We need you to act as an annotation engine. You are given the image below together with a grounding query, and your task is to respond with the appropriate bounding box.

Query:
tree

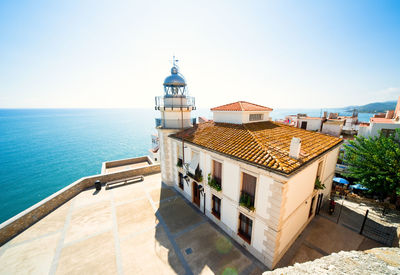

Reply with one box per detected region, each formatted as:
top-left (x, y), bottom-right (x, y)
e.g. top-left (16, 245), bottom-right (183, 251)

top-left (343, 129), bottom-right (400, 203)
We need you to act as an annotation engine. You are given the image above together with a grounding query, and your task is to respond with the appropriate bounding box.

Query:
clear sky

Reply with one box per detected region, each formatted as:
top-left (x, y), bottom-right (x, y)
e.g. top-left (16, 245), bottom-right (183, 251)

top-left (0, 0), bottom-right (399, 109)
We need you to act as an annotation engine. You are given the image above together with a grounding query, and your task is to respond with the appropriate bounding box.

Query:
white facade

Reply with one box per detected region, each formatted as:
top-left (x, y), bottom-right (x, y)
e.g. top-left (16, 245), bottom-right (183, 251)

top-left (165, 138), bottom-right (339, 269)
top-left (296, 118), bottom-right (322, 131)
top-left (213, 110), bottom-right (271, 124)
top-left (358, 121), bottom-right (400, 138)
top-left (321, 121), bottom-right (344, 137)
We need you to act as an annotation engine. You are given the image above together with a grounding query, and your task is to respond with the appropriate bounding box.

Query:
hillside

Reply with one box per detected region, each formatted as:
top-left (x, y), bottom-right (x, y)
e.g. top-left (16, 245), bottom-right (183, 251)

top-left (345, 101), bottom-right (397, 113)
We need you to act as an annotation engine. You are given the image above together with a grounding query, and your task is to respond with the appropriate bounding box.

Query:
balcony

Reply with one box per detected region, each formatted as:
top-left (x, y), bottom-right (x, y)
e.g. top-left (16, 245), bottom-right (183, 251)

top-left (155, 96), bottom-right (196, 110)
top-left (187, 167), bottom-right (203, 183)
top-left (155, 118), bottom-right (196, 129)
top-left (239, 191), bottom-right (255, 211)
top-left (207, 173), bottom-right (222, 191)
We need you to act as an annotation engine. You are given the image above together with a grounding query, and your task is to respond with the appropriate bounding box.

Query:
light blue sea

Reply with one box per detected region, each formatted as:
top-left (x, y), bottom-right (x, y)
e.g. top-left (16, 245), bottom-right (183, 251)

top-left (0, 108), bottom-right (373, 223)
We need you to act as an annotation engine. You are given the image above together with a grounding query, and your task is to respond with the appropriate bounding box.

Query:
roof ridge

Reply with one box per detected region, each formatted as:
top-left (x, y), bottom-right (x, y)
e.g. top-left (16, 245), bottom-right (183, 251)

top-left (238, 101), bottom-right (244, 111)
top-left (242, 123), bottom-right (285, 170)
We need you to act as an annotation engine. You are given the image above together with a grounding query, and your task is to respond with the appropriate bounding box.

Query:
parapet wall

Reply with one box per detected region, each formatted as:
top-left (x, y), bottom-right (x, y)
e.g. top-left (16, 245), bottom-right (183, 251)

top-left (101, 155), bottom-right (153, 174)
top-left (0, 161), bottom-right (160, 246)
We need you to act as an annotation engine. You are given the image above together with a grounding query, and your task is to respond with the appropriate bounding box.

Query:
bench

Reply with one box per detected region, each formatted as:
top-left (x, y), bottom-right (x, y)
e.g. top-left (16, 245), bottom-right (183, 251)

top-left (105, 175), bottom-right (144, 190)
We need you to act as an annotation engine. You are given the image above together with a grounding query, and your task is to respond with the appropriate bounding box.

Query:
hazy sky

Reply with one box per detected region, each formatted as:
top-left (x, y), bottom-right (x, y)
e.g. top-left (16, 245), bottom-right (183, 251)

top-left (0, 0), bottom-right (399, 109)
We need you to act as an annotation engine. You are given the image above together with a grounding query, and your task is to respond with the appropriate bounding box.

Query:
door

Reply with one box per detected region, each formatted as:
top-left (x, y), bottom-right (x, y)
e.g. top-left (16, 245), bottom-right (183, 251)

top-left (178, 172), bottom-right (184, 190)
top-left (301, 121), bottom-right (307, 129)
top-left (192, 182), bottom-right (200, 207)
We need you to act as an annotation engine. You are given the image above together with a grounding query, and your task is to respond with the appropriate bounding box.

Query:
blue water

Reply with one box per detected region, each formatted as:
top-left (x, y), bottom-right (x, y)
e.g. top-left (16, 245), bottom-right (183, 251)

top-left (0, 108), bottom-right (373, 223)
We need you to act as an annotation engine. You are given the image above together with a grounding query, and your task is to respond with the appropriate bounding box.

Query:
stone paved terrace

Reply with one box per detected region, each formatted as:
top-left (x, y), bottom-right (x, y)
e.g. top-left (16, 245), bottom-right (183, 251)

top-left (0, 173), bottom-right (266, 275)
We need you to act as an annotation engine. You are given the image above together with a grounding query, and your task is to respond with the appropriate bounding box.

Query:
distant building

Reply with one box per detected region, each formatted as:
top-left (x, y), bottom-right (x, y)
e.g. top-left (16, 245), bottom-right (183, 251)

top-left (155, 63), bottom-right (342, 269)
top-left (321, 119), bottom-right (344, 137)
top-left (358, 96), bottom-right (400, 138)
top-left (285, 114), bottom-right (323, 131)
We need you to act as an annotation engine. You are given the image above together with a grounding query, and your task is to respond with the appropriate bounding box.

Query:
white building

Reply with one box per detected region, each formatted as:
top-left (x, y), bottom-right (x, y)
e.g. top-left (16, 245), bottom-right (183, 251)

top-left (155, 65), bottom-right (343, 269)
top-left (284, 114), bottom-right (322, 131)
top-left (358, 96), bottom-right (400, 138)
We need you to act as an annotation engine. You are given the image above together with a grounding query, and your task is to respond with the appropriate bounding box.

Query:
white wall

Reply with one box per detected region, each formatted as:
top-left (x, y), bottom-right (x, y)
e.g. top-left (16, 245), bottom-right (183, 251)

top-left (255, 175), bottom-right (273, 221)
top-left (213, 112), bottom-right (244, 124)
top-left (283, 161), bottom-right (318, 220)
top-left (222, 160), bottom-right (240, 201)
top-left (368, 122), bottom-right (400, 137)
top-left (277, 194), bottom-right (313, 255)
top-left (321, 147), bottom-right (340, 199)
top-left (297, 119), bottom-right (322, 131)
top-left (213, 111), bottom-right (271, 124)
top-left (321, 123), bottom-right (342, 137)
top-left (221, 197), bottom-right (238, 233)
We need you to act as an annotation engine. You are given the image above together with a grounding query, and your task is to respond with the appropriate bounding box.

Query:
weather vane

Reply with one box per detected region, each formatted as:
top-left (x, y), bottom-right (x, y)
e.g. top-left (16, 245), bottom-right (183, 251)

top-left (172, 55), bottom-right (179, 67)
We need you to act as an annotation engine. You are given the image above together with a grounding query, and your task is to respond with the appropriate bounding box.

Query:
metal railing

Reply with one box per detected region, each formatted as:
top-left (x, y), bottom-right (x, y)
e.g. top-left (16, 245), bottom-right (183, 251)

top-left (155, 118), bottom-right (196, 129)
top-left (155, 96), bottom-right (196, 109)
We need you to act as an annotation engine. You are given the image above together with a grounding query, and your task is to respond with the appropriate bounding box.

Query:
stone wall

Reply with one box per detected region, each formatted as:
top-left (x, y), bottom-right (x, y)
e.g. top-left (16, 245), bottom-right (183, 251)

top-left (263, 247), bottom-right (400, 274)
top-left (0, 163), bottom-right (160, 246)
top-left (101, 156), bottom-right (153, 173)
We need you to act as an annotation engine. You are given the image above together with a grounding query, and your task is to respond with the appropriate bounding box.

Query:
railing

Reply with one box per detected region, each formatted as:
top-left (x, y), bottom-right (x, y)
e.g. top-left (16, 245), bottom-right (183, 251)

top-left (187, 167), bottom-right (203, 182)
top-left (239, 191), bottom-right (255, 211)
top-left (207, 174), bottom-right (222, 191)
top-left (155, 118), bottom-right (196, 129)
top-left (155, 96), bottom-right (196, 109)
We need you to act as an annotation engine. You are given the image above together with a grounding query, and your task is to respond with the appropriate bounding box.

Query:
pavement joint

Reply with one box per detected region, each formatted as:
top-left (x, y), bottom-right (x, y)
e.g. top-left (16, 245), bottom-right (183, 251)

top-left (146, 184), bottom-right (194, 275)
top-left (48, 198), bottom-right (76, 275)
top-left (172, 219), bottom-right (207, 239)
top-left (61, 227), bottom-right (112, 248)
top-left (303, 240), bottom-right (329, 256)
top-left (111, 189), bottom-right (124, 275)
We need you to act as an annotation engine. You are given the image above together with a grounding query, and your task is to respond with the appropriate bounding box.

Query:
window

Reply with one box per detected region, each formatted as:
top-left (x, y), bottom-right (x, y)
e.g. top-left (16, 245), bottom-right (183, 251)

top-left (212, 195), bottom-right (221, 219)
top-left (238, 213), bottom-right (252, 243)
top-left (178, 172), bottom-right (184, 190)
top-left (381, 129), bottom-right (395, 137)
top-left (189, 152), bottom-right (200, 175)
top-left (309, 195), bottom-right (316, 218)
top-left (212, 160), bottom-right (222, 186)
top-left (240, 173), bottom-right (256, 210)
top-left (249, 114), bottom-right (263, 121)
top-left (316, 161), bottom-right (323, 180)
top-left (300, 121), bottom-right (307, 129)
top-left (177, 145), bottom-right (183, 167)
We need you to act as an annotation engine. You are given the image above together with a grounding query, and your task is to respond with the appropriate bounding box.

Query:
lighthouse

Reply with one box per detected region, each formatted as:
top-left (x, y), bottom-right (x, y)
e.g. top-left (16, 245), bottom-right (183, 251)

top-left (155, 58), bottom-right (196, 185)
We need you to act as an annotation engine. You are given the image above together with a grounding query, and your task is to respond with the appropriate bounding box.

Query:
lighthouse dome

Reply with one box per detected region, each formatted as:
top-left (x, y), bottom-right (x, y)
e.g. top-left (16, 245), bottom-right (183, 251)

top-left (163, 66), bottom-right (186, 87)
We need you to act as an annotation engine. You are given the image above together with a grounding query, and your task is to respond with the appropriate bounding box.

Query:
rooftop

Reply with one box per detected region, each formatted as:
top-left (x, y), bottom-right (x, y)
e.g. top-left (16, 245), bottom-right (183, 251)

top-left (0, 173), bottom-right (265, 274)
top-left (172, 121), bottom-right (342, 175)
top-left (370, 117), bottom-right (395, 124)
top-left (211, 101), bottom-right (273, 112)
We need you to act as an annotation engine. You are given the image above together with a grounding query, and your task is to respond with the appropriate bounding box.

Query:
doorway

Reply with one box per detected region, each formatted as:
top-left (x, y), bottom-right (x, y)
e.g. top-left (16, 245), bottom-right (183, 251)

top-left (301, 121), bottom-right (307, 129)
top-left (192, 182), bottom-right (201, 207)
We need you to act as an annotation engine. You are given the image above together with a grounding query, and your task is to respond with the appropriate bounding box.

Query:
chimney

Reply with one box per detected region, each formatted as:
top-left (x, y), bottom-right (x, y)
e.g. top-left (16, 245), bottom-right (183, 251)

top-left (290, 137), bottom-right (301, 159)
top-left (385, 110), bottom-right (394, 119)
top-left (323, 111), bottom-right (327, 118)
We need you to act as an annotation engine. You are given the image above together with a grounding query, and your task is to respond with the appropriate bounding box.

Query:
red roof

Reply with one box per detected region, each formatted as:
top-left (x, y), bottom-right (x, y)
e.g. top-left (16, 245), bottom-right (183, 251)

top-left (370, 117), bottom-right (394, 124)
top-left (211, 101), bottom-right (273, 112)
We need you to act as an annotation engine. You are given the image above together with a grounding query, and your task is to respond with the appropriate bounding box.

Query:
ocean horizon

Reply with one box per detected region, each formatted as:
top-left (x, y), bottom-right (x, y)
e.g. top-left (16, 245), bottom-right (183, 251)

top-left (0, 107), bottom-right (374, 223)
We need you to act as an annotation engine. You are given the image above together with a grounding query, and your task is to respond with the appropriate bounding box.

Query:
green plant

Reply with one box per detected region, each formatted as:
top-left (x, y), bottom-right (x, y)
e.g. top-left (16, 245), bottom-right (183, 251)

top-left (239, 192), bottom-right (254, 211)
top-left (314, 178), bottom-right (325, 190)
top-left (207, 173), bottom-right (222, 191)
top-left (343, 129), bottom-right (400, 203)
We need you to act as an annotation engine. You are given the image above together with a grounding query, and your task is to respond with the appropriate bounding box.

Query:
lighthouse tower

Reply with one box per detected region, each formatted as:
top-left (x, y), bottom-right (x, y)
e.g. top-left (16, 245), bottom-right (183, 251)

top-left (155, 59), bottom-right (196, 185)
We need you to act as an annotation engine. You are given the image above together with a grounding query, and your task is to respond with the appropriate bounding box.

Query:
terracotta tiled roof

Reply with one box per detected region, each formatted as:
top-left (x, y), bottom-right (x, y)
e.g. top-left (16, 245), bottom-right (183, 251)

top-left (171, 121), bottom-right (342, 175)
top-left (370, 117), bottom-right (394, 124)
top-left (211, 101), bottom-right (273, 112)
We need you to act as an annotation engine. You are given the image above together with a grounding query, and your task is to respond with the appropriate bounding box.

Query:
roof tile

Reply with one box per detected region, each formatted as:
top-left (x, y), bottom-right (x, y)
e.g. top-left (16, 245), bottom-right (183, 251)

top-left (172, 121), bottom-right (342, 175)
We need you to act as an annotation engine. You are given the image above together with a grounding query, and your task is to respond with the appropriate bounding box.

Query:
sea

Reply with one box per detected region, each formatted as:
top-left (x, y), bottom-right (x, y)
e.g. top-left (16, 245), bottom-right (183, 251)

top-left (0, 108), bottom-right (374, 223)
